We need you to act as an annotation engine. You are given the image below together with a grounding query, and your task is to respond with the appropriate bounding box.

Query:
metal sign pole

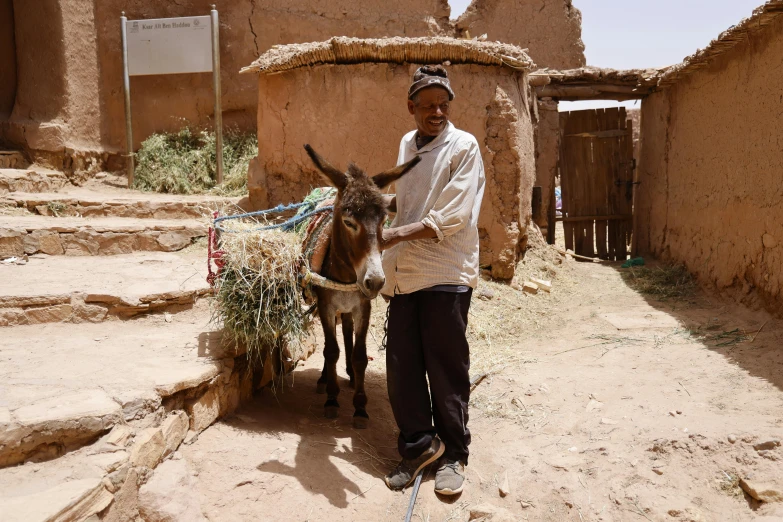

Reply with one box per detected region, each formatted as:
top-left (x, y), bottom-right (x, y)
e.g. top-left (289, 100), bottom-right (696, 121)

top-left (210, 5), bottom-right (223, 185)
top-left (120, 12), bottom-right (134, 186)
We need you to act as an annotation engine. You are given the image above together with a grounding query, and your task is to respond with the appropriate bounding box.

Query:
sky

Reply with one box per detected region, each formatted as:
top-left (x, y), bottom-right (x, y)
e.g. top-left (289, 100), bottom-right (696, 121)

top-left (448, 0), bottom-right (763, 110)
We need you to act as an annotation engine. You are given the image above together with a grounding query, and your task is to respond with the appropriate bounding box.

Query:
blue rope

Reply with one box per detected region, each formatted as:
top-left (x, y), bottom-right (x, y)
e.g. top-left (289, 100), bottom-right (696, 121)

top-left (213, 197), bottom-right (334, 233)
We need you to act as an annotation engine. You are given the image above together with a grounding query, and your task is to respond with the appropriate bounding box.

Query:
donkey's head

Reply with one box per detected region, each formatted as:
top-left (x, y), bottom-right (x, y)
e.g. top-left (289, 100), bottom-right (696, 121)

top-left (304, 144), bottom-right (420, 299)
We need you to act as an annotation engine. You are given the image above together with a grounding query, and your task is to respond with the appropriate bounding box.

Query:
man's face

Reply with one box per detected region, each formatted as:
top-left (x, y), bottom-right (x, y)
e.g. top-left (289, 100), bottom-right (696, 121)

top-left (407, 86), bottom-right (451, 137)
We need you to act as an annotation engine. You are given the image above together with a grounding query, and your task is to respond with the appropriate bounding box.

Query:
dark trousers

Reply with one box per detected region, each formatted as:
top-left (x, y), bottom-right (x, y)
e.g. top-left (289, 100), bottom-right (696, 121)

top-left (386, 289), bottom-right (472, 464)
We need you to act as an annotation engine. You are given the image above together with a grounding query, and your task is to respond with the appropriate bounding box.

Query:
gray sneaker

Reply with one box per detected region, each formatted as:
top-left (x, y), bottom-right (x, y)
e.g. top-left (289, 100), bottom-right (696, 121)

top-left (434, 459), bottom-right (465, 495)
top-left (384, 439), bottom-right (445, 491)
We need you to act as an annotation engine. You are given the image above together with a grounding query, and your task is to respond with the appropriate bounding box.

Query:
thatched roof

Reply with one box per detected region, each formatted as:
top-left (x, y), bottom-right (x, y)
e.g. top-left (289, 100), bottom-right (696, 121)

top-left (240, 36), bottom-right (534, 75)
top-left (529, 67), bottom-right (663, 101)
top-left (658, 0), bottom-right (783, 87)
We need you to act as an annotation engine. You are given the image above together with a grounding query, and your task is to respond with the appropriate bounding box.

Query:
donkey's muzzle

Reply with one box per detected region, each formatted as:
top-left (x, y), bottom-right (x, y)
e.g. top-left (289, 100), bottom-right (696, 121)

top-left (364, 275), bottom-right (386, 293)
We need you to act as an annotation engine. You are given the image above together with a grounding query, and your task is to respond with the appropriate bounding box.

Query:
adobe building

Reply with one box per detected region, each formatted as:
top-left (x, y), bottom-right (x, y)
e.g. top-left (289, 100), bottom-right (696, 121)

top-left (635, 1), bottom-right (783, 313)
top-left (0, 0), bottom-right (585, 173)
top-left (243, 37), bottom-right (537, 280)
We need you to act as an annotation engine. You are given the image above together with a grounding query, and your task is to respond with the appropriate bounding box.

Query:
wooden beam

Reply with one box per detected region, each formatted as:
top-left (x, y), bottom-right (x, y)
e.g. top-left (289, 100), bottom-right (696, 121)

top-left (535, 83), bottom-right (652, 101)
top-left (557, 214), bottom-right (633, 222)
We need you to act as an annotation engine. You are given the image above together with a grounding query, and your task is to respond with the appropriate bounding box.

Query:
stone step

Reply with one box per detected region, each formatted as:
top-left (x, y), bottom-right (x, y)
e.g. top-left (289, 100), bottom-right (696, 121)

top-left (0, 151), bottom-right (29, 170)
top-left (0, 251), bottom-right (211, 326)
top-left (0, 167), bottom-right (68, 194)
top-left (0, 215), bottom-right (207, 257)
top-left (0, 188), bottom-right (241, 219)
top-left (0, 305), bottom-right (248, 469)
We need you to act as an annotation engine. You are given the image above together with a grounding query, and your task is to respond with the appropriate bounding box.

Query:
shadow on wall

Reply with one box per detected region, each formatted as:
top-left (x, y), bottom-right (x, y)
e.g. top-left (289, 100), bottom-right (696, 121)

top-left (6, 0), bottom-right (68, 140)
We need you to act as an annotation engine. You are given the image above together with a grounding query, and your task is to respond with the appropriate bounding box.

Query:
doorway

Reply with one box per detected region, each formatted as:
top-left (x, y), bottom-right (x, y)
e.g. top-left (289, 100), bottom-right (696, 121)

top-left (554, 107), bottom-right (636, 260)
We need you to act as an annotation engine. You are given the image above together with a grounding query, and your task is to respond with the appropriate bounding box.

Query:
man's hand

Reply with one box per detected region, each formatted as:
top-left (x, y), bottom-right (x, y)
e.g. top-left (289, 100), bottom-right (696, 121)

top-left (381, 222), bottom-right (438, 250)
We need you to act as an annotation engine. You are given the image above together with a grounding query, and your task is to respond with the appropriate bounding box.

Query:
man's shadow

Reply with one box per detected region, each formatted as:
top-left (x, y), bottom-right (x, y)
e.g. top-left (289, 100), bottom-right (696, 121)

top-left (226, 364), bottom-right (403, 509)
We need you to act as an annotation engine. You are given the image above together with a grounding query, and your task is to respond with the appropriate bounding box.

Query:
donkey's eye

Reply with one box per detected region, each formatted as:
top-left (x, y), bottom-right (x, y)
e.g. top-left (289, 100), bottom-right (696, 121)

top-left (342, 218), bottom-right (358, 231)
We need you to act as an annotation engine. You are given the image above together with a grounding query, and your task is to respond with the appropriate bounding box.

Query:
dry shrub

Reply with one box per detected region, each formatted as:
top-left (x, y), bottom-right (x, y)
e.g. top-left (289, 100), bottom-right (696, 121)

top-left (133, 127), bottom-right (256, 196)
top-left (212, 222), bottom-right (310, 367)
top-left (623, 264), bottom-right (698, 300)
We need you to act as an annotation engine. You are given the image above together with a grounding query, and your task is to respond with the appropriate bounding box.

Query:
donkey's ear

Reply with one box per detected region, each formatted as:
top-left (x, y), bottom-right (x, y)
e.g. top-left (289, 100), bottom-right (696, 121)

top-left (304, 144), bottom-right (347, 190)
top-left (373, 156), bottom-right (421, 189)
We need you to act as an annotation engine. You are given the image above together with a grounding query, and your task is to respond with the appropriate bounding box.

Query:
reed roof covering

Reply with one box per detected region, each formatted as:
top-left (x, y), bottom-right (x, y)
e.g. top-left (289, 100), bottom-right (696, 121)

top-left (241, 36), bottom-right (534, 75)
top-left (658, 0), bottom-right (783, 87)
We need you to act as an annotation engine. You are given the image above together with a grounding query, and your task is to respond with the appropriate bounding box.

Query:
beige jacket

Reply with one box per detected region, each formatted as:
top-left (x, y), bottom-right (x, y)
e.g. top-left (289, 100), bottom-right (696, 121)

top-left (381, 122), bottom-right (486, 295)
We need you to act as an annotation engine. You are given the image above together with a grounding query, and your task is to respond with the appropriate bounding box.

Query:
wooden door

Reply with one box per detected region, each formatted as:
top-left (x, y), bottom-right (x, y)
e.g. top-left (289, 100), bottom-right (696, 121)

top-left (558, 108), bottom-right (635, 261)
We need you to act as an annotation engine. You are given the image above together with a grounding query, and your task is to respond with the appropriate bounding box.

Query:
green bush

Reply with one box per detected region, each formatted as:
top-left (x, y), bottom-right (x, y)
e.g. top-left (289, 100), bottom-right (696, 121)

top-left (132, 127), bottom-right (257, 196)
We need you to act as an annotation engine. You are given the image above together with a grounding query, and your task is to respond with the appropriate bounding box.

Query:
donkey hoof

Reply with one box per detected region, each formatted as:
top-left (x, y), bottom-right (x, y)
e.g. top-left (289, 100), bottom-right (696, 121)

top-left (316, 381), bottom-right (327, 394)
top-left (352, 414), bottom-right (369, 430)
top-left (324, 406), bottom-right (339, 419)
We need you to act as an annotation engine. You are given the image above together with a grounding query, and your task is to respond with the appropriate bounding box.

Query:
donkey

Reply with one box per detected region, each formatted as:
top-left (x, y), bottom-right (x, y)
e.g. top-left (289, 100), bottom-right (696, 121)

top-left (303, 144), bottom-right (420, 429)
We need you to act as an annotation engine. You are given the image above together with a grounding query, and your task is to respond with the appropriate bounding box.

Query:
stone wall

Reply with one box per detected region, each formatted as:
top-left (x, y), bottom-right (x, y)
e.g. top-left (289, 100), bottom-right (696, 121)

top-left (250, 63), bottom-right (535, 279)
top-left (0, 0), bottom-right (583, 165)
top-left (636, 15), bottom-right (783, 313)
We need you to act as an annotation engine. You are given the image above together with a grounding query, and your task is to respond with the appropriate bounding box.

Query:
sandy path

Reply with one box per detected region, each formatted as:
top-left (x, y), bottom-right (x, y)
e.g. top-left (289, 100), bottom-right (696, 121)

top-left (180, 261), bottom-right (783, 521)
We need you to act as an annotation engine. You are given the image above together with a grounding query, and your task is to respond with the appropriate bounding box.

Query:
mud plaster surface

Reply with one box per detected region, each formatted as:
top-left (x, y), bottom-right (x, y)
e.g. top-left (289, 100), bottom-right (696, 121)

top-left (250, 63), bottom-right (535, 278)
top-left (456, 0), bottom-right (585, 70)
top-left (636, 15), bottom-right (783, 315)
top-left (534, 98), bottom-right (560, 229)
top-left (2, 0), bottom-right (585, 155)
top-left (182, 260), bottom-right (783, 521)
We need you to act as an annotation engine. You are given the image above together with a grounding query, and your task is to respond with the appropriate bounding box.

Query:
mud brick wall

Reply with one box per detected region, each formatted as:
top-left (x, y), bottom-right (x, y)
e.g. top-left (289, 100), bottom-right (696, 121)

top-left (636, 14), bottom-right (783, 313)
top-left (455, 0), bottom-right (585, 70)
top-left (249, 63), bottom-right (535, 279)
top-left (1, 0), bottom-right (583, 159)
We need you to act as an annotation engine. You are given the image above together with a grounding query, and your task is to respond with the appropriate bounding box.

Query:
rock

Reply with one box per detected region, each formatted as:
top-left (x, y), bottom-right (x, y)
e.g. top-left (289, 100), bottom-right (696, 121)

top-left (156, 231), bottom-right (193, 252)
top-left (757, 450), bottom-right (779, 461)
top-left (676, 410), bottom-right (683, 415)
top-left (653, 466), bottom-right (664, 475)
top-left (468, 503), bottom-right (516, 522)
top-left (2, 477), bottom-right (114, 522)
top-left (522, 282), bottom-right (539, 294)
top-left (530, 277), bottom-right (552, 292)
top-left (138, 458), bottom-right (207, 522)
top-left (740, 478), bottom-right (783, 503)
top-left (510, 281), bottom-right (522, 291)
top-left (129, 427), bottom-right (165, 469)
top-left (728, 434), bottom-right (737, 444)
top-left (2, 389), bottom-right (122, 467)
top-left (477, 287), bottom-right (495, 300)
top-left (585, 399), bottom-right (603, 412)
top-left (753, 440), bottom-right (781, 451)
top-left (763, 233), bottom-right (778, 249)
top-left (0, 229), bottom-right (24, 258)
top-left (186, 386), bottom-right (221, 433)
top-left (161, 411), bottom-right (189, 458)
top-left (669, 411), bottom-right (677, 417)
top-left (601, 418), bottom-right (618, 425)
top-left (498, 470), bottom-right (509, 497)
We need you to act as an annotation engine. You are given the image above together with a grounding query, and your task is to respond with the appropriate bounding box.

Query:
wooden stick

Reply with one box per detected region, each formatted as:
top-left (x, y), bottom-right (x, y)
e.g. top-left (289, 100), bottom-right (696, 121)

top-left (552, 246), bottom-right (604, 263)
top-left (751, 320), bottom-right (769, 343)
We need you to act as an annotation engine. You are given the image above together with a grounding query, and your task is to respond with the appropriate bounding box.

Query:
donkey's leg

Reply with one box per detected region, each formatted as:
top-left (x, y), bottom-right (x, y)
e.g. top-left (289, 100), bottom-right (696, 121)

top-left (351, 301), bottom-right (372, 429)
top-left (341, 313), bottom-right (355, 388)
top-left (316, 357), bottom-right (328, 394)
top-left (318, 306), bottom-right (341, 418)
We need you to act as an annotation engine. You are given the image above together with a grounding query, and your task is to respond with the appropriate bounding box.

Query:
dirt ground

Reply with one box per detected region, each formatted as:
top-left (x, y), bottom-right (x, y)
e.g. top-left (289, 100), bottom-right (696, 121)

top-left (180, 246), bottom-right (783, 522)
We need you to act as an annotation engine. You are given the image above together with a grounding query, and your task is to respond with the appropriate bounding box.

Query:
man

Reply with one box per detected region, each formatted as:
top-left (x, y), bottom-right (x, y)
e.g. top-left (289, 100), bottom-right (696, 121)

top-left (381, 65), bottom-right (485, 496)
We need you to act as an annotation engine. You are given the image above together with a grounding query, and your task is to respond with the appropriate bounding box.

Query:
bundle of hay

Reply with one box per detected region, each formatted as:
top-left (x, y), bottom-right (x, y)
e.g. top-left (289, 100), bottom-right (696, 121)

top-left (213, 221), bottom-right (310, 369)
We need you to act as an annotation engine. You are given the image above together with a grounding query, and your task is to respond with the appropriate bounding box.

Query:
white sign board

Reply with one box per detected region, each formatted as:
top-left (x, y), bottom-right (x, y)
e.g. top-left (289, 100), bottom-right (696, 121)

top-left (126, 16), bottom-right (212, 76)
